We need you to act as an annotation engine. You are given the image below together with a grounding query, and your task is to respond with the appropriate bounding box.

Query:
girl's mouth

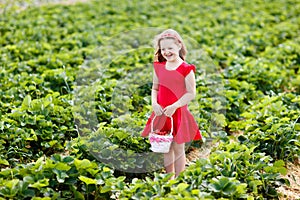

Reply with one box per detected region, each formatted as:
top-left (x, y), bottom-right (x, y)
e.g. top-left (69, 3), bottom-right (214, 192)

top-left (165, 53), bottom-right (173, 58)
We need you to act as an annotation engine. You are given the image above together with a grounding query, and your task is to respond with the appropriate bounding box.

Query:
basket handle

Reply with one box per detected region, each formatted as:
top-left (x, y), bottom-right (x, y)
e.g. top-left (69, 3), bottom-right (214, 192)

top-left (151, 115), bottom-right (173, 135)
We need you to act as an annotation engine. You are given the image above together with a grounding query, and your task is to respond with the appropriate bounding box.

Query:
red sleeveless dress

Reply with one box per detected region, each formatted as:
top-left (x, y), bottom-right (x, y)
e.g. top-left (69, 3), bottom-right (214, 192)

top-left (141, 61), bottom-right (202, 144)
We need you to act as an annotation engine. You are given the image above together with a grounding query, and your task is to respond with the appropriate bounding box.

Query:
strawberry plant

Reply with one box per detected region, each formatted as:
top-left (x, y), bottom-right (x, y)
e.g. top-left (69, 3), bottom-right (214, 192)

top-left (117, 140), bottom-right (288, 199)
top-left (0, 155), bottom-right (126, 199)
top-left (230, 93), bottom-right (300, 162)
top-left (0, 93), bottom-right (77, 166)
top-left (0, 0), bottom-right (299, 198)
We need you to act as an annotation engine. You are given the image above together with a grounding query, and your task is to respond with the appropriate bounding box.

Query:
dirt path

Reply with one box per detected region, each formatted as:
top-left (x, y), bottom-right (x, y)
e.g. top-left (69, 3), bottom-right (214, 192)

top-left (278, 162), bottom-right (300, 200)
top-left (186, 140), bottom-right (217, 165)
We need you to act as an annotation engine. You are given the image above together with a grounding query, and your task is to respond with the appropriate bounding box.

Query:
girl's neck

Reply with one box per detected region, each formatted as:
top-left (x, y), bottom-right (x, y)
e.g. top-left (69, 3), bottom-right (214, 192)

top-left (165, 58), bottom-right (183, 70)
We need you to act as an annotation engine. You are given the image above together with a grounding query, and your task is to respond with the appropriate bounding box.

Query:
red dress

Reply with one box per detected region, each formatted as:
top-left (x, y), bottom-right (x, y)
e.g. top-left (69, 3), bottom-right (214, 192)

top-left (141, 61), bottom-right (202, 144)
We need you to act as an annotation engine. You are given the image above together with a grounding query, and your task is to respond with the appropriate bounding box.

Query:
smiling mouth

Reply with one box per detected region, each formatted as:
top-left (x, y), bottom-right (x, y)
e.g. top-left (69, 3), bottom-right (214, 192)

top-left (165, 53), bottom-right (173, 58)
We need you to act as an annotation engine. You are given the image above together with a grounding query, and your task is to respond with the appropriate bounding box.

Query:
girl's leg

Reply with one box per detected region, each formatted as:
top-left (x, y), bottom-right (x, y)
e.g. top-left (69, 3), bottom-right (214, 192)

top-left (173, 142), bottom-right (186, 177)
top-left (164, 144), bottom-right (175, 178)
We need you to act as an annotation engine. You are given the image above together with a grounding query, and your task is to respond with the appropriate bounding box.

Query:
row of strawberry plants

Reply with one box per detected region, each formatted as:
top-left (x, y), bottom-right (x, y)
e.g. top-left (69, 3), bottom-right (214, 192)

top-left (230, 93), bottom-right (300, 162)
top-left (0, 136), bottom-right (289, 199)
top-left (0, 152), bottom-right (125, 199)
top-left (0, 93), bottom-right (77, 167)
top-left (0, 0), bottom-right (299, 199)
top-left (116, 141), bottom-right (288, 199)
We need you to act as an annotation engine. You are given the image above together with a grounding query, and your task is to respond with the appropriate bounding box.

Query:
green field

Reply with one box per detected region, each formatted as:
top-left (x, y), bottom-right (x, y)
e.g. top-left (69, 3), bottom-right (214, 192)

top-left (0, 0), bottom-right (299, 199)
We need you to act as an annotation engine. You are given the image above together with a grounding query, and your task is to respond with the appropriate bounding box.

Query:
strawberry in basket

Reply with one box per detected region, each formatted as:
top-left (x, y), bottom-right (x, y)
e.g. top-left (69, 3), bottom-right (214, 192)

top-left (154, 129), bottom-right (170, 135)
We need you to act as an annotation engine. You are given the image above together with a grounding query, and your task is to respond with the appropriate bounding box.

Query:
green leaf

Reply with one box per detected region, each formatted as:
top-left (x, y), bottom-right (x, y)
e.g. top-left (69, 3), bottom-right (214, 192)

top-left (273, 160), bottom-right (285, 168)
top-left (29, 178), bottom-right (49, 190)
top-left (32, 197), bottom-right (52, 200)
top-left (74, 158), bottom-right (92, 170)
top-left (235, 183), bottom-right (247, 195)
top-left (23, 176), bottom-right (35, 184)
top-left (174, 183), bottom-right (189, 192)
top-left (294, 124), bottom-right (300, 131)
top-left (273, 160), bottom-right (288, 175)
top-left (74, 191), bottom-right (85, 200)
top-left (70, 185), bottom-right (85, 199)
top-left (100, 185), bottom-right (113, 193)
top-left (62, 156), bottom-right (74, 163)
top-left (0, 159), bottom-right (9, 165)
top-left (53, 169), bottom-right (69, 183)
top-left (212, 113), bottom-right (227, 127)
top-left (0, 179), bottom-right (19, 197)
top-left (114, 131), bottom-right (128, 141)
top-left (78, 175), bottom-right (97, 185)
top-left (21, 95), bottom-right (32, 110)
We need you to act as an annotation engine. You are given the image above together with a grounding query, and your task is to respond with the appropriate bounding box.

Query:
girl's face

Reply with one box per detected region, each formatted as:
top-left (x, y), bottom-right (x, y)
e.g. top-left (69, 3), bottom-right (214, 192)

top-left (159, 38), bottom-right (181, 62)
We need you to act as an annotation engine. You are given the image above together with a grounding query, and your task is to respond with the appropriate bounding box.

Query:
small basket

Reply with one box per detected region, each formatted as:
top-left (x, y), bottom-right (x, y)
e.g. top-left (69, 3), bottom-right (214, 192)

top-left (149, 115), bottom-right (173, 153)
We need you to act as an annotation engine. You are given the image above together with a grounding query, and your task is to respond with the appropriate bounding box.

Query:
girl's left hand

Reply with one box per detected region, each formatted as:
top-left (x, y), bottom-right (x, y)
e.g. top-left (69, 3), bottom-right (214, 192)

top-left (163, 104), bottom-right (177, 117)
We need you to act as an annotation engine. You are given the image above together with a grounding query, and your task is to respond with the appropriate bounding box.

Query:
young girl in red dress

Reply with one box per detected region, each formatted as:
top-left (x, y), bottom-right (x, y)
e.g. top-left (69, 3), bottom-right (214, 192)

top-left (141, 29), bottom-right (202, 178)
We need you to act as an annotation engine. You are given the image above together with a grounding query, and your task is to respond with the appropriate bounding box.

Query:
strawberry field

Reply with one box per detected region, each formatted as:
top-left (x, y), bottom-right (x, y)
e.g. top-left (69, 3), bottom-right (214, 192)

top-left (0, 0), bottom-right (299, 199)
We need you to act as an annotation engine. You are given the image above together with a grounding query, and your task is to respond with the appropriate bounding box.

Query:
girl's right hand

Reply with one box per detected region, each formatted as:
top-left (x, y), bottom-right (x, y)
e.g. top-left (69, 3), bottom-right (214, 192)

top-left (152, 103), bottom-right (163, 116)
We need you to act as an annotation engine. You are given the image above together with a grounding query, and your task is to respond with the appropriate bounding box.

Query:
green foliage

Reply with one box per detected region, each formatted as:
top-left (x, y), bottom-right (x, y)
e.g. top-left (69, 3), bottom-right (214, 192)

top-left (116, 141), bottom-right (288, 199)
top-left (0, 155), bottom-right (125, 199)
top-left (0, 93), bottom-right (77, 166)
top-left (230, 93), bottom-right (300, 162)
top-left (0, 0), bottom-right (299, 199)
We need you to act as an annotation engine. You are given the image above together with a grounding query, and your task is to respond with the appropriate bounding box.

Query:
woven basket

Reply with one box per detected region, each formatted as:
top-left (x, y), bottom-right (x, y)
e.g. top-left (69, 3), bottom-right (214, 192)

top-left (149, 115), bottom-right (173, 153)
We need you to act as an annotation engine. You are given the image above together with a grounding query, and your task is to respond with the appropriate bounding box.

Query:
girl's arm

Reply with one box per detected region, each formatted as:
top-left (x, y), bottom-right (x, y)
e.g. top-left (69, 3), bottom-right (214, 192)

top-left (174, 70), bottom-right (196, 107)
top-left (152, 70), bottom-right (163, 116)
top-left (163, 71), bottom-right (196, 116)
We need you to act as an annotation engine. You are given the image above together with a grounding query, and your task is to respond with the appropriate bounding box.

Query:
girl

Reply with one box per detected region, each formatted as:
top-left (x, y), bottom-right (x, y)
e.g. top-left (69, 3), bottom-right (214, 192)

top-left (141, 29), bottom-right (202, 178)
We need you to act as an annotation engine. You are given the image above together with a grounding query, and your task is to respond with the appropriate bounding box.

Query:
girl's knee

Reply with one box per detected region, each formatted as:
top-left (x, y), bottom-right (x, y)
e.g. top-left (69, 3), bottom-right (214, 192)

top-left (172, 142), bottom-right (185, 155)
